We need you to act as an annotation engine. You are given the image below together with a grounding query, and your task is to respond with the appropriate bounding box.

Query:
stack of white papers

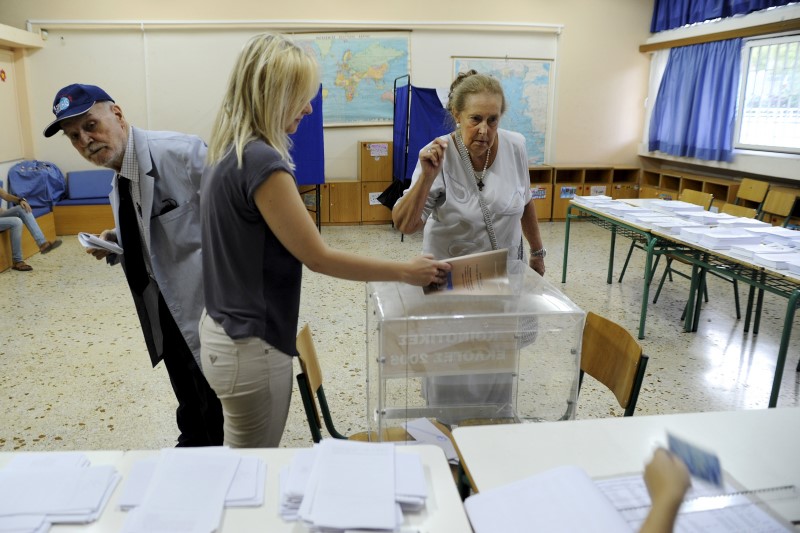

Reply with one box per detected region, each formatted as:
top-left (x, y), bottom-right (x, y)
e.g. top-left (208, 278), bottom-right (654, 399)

top-left (280, 440), bottom-right (428, 531)
top-left (729, 243), bottom-right (797, 260)
top-left (744, 226), bottom-right (800, 247)
top-left (465, 465), bottom-right (630, 533)
top-left (682, 211), bottom-right (737, 225)
top-left (603, 203), bottom-right (643, 218)
top-left (650, 199), bottom-right (705, 214)
top-left (697, 228), bottom-right (763, 250)
top-left (0, 452), bottom-right (120, 532)
top-left (572, 195), bottom-right (614, 207)
top-left (117, 450), bottom-right (266, 511)
top-left (651, 218), bottom-right (704, 235)
top-left (716, 216), bottom-right (771, 229)
top-left (753, 252), bottom-right (800, 270)
top-left (120, 448), bottom-right (243, 533)
top-left (623, 215), bottom-right (681, 229)
top-left (788, 258), bottom-right (800, 275)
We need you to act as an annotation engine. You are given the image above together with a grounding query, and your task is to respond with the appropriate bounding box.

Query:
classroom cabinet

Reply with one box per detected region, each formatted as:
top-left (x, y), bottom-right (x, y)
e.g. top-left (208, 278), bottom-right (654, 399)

top-left (640, 169), bottom-right (740, 211)
top-left (361, 180), bottom-right (393, 223)
top-left (358, 141), bottom-right (393, 224)
top-left (529, 167), bottom-right (553, 221)
top-left (322, 181), bottom-right (361, 224)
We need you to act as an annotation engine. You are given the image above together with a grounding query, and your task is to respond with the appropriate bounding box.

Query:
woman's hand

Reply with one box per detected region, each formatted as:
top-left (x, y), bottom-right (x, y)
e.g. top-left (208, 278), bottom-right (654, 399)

top-left (402, 254), bottom-right (451, 287)
top-left (529, 256), bottom-right (545, 277)
top-left (419, 138), bottom-right (449, 179)
top-left (639, 448), bottom-right (690, 533)
top-left (645, 448), bottom-right (690, 506)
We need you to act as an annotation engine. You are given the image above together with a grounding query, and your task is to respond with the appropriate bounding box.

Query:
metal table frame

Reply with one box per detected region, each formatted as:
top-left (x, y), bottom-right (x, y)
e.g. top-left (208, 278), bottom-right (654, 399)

top-left (562, 201), bottom-right (800, 408)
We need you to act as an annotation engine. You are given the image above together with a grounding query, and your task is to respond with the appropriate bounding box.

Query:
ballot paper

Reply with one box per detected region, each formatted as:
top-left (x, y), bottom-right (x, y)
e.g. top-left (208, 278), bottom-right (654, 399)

top-left (78, 232), bottom-right (124, 255)
top-left (404, 418), bottom-right (459, 463)
top-left (465, 465), bottom-right (631, 533)
top-left (281, 442), bottom-right (429, 529)
top-left (650, 199), bottom-right (705, 213)
top-left (120, 449), bottom-right (240, 533)
top-left (682, 211), bottom-right (737, 225)
top-left (729, 242), bottom-right (797, 260)
top-left (117, 452), bottom-right (265, 510)
top-left (753, 252), bottom-right (800, 270)
top-left (297, 439), bottom-right (397, 531)
top-left (0, 453), bottom-right (120, 533)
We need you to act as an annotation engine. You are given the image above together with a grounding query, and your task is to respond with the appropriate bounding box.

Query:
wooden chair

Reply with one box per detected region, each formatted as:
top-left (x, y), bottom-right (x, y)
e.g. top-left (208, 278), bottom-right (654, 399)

top-left (677, 188), bottom-right (714, 210)
top-left (735, 178), bottom-right (770, 213)
top-left (721, 202), bottom-right (757, 218)
top-left (757, 189), bottom-right (798, 227)
top-left (295, 324), bottom-right (471, 496)
top-left (578, 312), bottom-right (648, 417)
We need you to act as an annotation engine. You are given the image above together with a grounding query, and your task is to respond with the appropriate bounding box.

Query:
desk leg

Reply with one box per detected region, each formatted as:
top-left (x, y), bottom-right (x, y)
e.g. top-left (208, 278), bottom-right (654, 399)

top-left (744, 270), bottom-right (758, 333)
top-left (684, 263), bottom-right (698, 332)
top-left (692, 268), bottom-right (707, 333)
top-left (607, 226), bottom-right (617, 285)
top-left (769, 289), bottom-right (800, 408)
top-left (754, 271), bottom-right (767, 335)
top-left (562, 208), bottom-right (573, 284)
top-left (638, 238), bottom-right (657, 340)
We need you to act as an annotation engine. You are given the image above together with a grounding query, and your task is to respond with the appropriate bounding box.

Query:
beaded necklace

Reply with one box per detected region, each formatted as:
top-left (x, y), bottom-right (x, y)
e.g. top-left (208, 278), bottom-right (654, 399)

top-left (455, 130), bottom-right (491, 192)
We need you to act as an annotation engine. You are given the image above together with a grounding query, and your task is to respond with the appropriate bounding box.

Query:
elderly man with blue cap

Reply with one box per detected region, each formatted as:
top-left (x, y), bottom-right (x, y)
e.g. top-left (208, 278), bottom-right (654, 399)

top-left (44, 84), bottom-right (222, 447)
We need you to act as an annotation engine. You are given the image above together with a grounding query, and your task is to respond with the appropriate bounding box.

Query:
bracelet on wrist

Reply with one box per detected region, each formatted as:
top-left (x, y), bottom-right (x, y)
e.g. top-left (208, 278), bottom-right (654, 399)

top-left (530, 247), bottom-right (547, 259)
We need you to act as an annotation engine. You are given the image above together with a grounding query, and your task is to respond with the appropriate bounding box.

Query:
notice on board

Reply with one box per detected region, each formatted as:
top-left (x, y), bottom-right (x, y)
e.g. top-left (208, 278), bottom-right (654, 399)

top-left (368, 143), bottom-right (389, 157)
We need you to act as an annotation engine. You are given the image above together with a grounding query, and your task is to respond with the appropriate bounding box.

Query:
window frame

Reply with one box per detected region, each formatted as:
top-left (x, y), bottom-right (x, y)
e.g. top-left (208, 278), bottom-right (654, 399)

top-left (734, 33), bottom-right (800, 156)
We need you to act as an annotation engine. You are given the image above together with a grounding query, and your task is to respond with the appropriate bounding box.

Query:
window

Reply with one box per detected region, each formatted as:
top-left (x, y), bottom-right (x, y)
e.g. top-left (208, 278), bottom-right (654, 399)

top-left (735, 35), bottom-right (800, 154)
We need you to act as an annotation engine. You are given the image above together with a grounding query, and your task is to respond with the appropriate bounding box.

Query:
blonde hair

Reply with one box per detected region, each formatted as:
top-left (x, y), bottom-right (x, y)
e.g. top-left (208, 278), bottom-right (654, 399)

top-left (207, 33), bottom-right (320, 169)
top-left (447, 70), bottom-right (506, 125)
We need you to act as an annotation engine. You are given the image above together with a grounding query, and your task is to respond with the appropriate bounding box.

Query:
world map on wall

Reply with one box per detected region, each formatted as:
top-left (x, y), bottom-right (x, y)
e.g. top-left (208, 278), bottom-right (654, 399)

top-left (293, 33), bottom-right (410, 126)
top-left (454, 58), bottom-right (553, 165)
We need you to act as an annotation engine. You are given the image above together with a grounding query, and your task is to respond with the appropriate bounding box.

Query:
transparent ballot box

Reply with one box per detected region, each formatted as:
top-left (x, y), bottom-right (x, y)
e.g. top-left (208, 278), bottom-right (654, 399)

top-left (366, 261), bottom-right (585, 440)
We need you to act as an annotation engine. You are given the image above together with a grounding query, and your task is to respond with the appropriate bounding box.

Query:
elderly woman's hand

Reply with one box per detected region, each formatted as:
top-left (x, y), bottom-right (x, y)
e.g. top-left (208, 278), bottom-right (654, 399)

top-left (529, 256), bottom-right (545, 277)
top-left (419, 138), bottom-right (448, 179)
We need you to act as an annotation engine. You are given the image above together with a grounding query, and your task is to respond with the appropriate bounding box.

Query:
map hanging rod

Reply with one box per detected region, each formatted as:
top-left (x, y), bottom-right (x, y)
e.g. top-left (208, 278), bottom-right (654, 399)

top-left (27, 19), bottom-right (564, 34)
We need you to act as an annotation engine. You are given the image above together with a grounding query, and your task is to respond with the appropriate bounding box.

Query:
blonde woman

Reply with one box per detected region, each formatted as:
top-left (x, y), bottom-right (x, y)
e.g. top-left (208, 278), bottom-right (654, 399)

top-left (199, 33), bottom-right (450, 448)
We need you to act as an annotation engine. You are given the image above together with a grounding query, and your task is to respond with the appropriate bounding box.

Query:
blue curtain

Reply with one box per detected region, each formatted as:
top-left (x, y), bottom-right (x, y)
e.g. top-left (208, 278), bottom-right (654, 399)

top-left (651, 0), bottom-right (793, 32)
top-left (392, 83), bottom-right (410, 181)
top-left (404, 87), bottom-right (452, 180)
top-left (289, 85), bottom-right (325, 185)
top-left (649, 38), bottom-right (742, 162)
top-left (392, 84), bottom-right (451, 182)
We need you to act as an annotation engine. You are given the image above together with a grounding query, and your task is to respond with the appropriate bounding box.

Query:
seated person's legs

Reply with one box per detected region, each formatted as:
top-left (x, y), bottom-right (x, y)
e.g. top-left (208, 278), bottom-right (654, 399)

top-left (3, 206), bottom-right (61, 253)
top-left (0, 215), bottom-right (30, 270)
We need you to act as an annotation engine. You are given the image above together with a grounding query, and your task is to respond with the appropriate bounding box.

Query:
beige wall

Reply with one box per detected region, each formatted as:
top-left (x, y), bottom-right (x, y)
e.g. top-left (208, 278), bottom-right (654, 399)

top-left (0, 0), bottom-right (654, 172)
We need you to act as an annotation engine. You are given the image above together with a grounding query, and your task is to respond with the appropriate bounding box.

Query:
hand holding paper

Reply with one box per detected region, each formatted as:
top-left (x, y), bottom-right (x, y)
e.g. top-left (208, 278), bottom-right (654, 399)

top-left (78, 232), bottom-right (124, 255)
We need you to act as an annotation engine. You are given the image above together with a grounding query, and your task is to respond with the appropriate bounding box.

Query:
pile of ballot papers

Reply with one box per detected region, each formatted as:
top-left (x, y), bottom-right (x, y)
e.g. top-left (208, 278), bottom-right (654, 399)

top-left (0, 452), bottom-right (120, 533)
top-left (118, 448), bottom-right (265, 533)
top-left (280, 439), bottom-right (428, 531)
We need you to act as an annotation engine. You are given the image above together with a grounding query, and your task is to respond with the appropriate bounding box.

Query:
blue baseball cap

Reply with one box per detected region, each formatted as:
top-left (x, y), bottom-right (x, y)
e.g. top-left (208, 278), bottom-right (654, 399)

top-left (43, 84), bottom-right (114, 137)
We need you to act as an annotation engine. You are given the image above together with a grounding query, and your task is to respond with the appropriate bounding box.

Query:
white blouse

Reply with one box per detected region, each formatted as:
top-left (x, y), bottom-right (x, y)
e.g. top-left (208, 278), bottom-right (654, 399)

top-left (399, 128), bottom-right (532, 260)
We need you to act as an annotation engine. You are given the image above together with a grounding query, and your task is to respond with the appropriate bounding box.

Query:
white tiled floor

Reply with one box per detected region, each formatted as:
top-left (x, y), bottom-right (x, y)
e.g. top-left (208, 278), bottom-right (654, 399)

top-left (1, 221), bottom-right (798, 451)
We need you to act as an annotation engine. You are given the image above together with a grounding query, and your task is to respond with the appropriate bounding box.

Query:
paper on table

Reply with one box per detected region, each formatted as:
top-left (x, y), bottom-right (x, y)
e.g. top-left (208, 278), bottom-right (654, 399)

top-left (78, 232), bottom-right (124, 255)
top-left (596, 473), bottom-right (795, 532)
top-left (299, 439), bottom-right (397, 531)
top-left (118, 452), bottom-right (263, 510)
top-left (465, 465), bottom-right (631, 533)
top-left (120, 449), bottom-right (240, 533)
